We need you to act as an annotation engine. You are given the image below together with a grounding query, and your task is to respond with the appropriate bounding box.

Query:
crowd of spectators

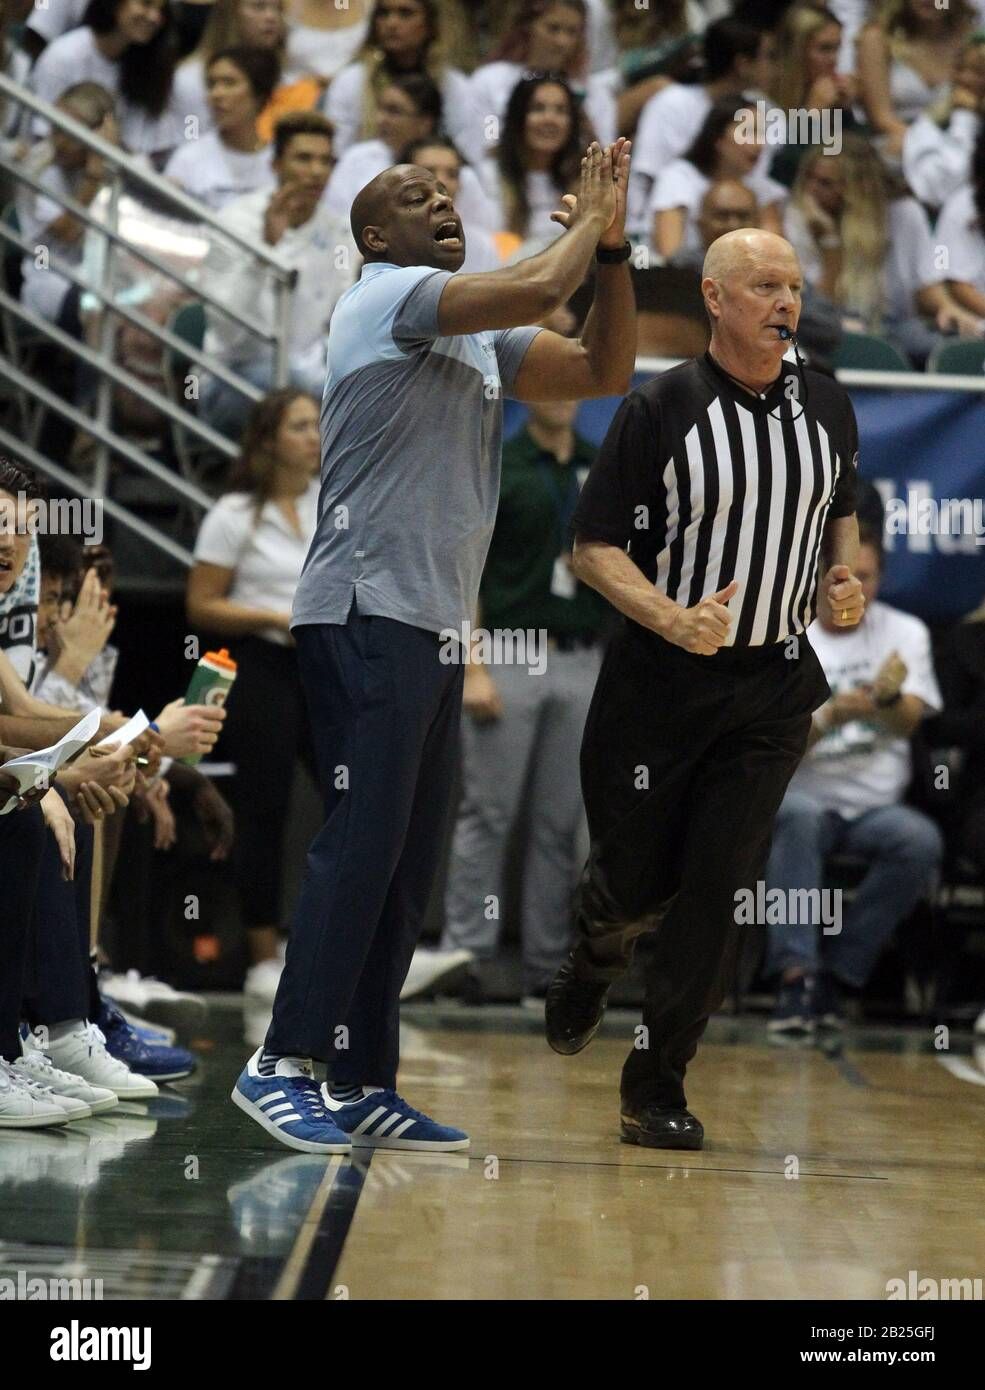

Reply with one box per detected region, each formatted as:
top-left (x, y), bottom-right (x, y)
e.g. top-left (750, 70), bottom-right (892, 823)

top-left (0, 0), bottom-right (983, 1128)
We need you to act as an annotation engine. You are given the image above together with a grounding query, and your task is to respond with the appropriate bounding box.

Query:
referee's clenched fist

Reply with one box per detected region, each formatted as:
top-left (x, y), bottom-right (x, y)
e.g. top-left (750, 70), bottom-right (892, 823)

top-left (669, 579), bottom-right (740, 655)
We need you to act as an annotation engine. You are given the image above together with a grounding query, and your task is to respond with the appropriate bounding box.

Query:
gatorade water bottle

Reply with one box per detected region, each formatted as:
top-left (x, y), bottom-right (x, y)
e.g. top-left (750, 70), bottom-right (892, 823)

top-left (180, 648), bottom-right (237, 765)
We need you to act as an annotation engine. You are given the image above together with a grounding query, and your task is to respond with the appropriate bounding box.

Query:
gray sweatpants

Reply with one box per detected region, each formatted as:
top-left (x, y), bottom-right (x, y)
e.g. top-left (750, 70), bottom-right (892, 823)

top-left (441, 646), bottom-right (601, 991)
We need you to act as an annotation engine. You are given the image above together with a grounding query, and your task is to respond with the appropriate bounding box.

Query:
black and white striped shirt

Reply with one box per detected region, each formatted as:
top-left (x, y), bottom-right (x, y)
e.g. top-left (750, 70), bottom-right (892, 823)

top-left (572, 352), bottom-right (859, 648)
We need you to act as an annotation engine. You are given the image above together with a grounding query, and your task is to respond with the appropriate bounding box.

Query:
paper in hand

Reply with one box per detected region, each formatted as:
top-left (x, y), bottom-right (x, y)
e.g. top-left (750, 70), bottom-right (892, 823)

top-left (96, 709), bottom-right (149, 749)
top-left (0, 707), bottom-right (102, 815)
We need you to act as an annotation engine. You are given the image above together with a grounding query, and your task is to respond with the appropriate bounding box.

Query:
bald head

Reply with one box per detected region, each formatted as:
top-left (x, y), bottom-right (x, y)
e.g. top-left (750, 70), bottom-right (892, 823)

top-left (350, 167), bottom-right (407, 259)
top-left (702, 228), bottom-right (797, 286)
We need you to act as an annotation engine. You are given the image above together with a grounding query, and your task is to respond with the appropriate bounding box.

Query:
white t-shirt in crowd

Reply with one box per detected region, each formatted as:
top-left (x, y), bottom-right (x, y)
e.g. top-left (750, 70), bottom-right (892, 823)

top-left (322, 137), bottom-right (393, 215)
top-left (628, 82), bottom-right (711, 231)
top-left (903, 109), bottom-right (979, 210)
top-left (29, 26), bottom-right (187, 157)
top-left (283, 14), bottom-right (370, 83)
top-left (17, 153), bottom-right (81, 321)
top-left (649, 156), bottom-right (786, 255)
top-left (785, 196), bottom-right (942, 324)
top-left (935, 185), bottom-right (985, 296)
top-left (459, 224), bottom-right (501, 272)
top-left (466, 59), bottom-right (617, 164)
top-left (26, 0), bottom-right (89, 46)
top-left (584, 0), bottom-right (618, 73)
top-left (323, 61), bottom-right (475, 161)
top-left (171, 60), bottom-right (213, 134)
top-left (477, 159), bottom-right (568, 242)
top-left (193, 479), bottom-right (320, 646)
top-left (792, 601), bottom-right (942, 819)
top-left (203, 187), bottom-right (357, 364)
top-left (165, 130), bottom-right (275, 212)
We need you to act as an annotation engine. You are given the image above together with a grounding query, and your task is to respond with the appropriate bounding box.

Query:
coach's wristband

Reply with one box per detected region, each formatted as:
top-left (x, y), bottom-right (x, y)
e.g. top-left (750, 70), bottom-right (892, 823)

top-left (596, 240), bottom-right (632, 264)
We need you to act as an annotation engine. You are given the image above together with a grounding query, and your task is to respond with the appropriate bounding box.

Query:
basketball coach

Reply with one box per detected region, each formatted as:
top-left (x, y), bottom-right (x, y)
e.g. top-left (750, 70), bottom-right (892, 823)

top-left (545, 228), bottom-right (865, 1150)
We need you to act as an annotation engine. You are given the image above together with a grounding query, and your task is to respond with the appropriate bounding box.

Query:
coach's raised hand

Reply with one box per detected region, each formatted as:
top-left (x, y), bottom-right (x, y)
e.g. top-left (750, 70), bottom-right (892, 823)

top-left (550, 139), bottom-right (632, 247)
top-left (668, 580), bottom-right (739, 656)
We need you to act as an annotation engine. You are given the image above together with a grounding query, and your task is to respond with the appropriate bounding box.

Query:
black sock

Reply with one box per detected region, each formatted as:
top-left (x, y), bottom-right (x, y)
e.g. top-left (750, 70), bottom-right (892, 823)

top-left (327, 1082), bottom-right (364, 1103)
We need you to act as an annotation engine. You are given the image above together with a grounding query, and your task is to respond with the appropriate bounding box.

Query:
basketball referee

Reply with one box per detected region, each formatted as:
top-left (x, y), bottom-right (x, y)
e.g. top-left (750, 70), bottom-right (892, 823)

top-left (545, 228), bottom-right (864, 1151)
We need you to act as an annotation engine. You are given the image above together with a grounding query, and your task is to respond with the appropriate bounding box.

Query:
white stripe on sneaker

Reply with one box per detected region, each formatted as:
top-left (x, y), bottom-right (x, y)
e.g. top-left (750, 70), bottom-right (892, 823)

top-left (271, 1111), bottom-right (303, 1126)
top-left (256, 1091), bottom-right (286, 1107)
top-left (352, 1105), bottom-right (388, 1135)
top-left (264, 1102), bottom-right (295, 1117)
top-left (371, 1112), bottom-right (405, 1137)
top-left (388, 1117), bottom-right (416, 1139)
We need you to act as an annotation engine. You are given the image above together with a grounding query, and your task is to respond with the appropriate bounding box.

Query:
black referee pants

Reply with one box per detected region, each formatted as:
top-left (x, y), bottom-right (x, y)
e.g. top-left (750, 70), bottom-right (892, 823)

top-left (574, 621), bottom-right (829, 1113)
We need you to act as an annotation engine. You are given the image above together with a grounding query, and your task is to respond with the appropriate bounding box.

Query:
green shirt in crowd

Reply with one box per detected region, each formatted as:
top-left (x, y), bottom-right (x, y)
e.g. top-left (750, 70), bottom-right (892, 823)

top-left (480, 426), bottom-right (612, 639)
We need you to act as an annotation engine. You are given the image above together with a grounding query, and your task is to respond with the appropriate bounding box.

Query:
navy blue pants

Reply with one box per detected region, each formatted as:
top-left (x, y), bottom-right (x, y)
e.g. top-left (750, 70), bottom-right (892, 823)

top-left (25, 814), bottom-right (95, 1028)
top-left (266, 609), bottom-right (464, 1086)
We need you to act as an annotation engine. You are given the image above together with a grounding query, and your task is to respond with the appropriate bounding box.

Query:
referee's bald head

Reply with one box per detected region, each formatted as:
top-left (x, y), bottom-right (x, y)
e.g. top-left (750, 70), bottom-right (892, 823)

top-left (702, 229), bottom-right (797, 285)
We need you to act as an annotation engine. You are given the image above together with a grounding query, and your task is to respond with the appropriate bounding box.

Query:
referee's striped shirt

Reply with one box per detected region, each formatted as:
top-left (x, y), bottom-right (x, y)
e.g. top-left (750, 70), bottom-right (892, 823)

top-left (572, 351), bottom-right (859, 648)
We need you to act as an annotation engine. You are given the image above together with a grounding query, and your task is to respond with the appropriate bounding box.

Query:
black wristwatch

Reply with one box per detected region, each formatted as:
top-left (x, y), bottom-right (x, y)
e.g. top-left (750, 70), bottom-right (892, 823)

top-left (596, 239), bottom-right (632, 264)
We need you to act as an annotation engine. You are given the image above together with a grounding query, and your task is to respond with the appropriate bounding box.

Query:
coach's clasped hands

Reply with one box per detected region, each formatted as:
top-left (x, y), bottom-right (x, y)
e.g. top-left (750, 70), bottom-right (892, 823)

top-left (549, 137), bottom-right (632, 247)
top-left (669, 579), bottom-right (739, 656)
top-left (822, 564), bottom-right (865, 628)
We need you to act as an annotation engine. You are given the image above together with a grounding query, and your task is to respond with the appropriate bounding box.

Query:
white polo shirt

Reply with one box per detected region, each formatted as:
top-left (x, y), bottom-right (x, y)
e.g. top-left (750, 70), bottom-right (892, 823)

top-left (193, 480), bottom-right (320, 646)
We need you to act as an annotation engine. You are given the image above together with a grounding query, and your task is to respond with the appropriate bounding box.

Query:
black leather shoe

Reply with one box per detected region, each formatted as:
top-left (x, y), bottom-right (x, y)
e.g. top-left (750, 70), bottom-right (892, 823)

top-left (545, 960), bottom-right (609, 1055)
top-left (620, 1106), bottom-right (704, 1150)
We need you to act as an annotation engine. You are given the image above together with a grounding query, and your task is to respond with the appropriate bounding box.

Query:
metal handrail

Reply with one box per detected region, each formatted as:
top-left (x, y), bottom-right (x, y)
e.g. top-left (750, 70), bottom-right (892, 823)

top-left (0, 346), bottom-right (214, 511)
top-left (0, 289), bottom-right (237, 479)
top-left (0, 69), bottom-right (307, 571)
top-left (0, 71), bottom-right (295, 283)
top-left (0, 425), bottom-right (195, 567)
top-left (0, 217), bottom-right (262, 415)
top-left (5, 157), bottom-right (284, 347)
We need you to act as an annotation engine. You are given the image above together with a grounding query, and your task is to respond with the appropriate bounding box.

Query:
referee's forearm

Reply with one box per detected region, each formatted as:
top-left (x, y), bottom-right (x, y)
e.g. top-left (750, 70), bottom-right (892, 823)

top-left (578, 261), bottom-right (637, 395)
top-left (572, 538), bottom-right (677, 637)
top-left (821, 513), bottom-right (859, 571)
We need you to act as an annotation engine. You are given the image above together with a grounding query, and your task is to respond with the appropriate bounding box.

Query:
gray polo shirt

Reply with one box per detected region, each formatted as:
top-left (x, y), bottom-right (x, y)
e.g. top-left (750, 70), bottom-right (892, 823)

top-left (291, 261), bottom-right (542, 636)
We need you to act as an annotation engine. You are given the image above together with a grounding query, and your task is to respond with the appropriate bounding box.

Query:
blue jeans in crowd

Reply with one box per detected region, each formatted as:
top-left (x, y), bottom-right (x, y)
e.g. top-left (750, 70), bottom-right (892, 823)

top-left (764, 788), bottom-right (943, 987)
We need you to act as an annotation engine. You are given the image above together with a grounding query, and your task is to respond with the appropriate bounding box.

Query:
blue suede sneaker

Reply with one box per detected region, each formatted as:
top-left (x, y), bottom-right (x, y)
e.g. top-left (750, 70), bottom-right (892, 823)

top-left (232, 1049), bottom-right (351, 1155)
top-left (97, 1001), bottom-right (197, 1081)
top-left (322, 1087), bottom-right (470, 1151)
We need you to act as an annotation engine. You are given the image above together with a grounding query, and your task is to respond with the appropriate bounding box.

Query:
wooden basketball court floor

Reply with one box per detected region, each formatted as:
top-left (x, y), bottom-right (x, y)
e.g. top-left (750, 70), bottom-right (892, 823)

top-left (1, 1000), bottom-right (982, 1300)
